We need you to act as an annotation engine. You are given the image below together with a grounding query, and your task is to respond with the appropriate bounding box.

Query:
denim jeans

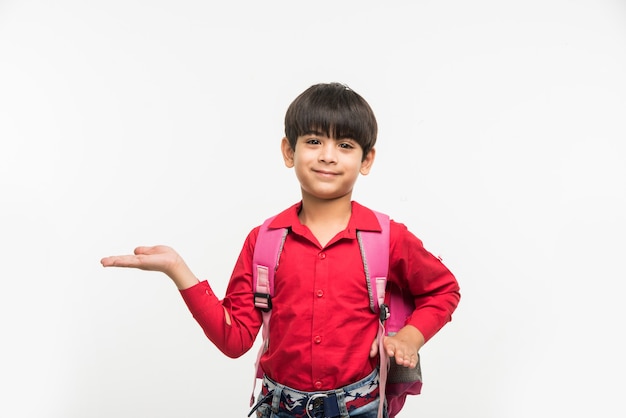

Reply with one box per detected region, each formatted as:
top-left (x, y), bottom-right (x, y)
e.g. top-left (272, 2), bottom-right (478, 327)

top-left (251, 369), bottom-right (388, 418)
top-left (254, 399), bottom-right (386, 418)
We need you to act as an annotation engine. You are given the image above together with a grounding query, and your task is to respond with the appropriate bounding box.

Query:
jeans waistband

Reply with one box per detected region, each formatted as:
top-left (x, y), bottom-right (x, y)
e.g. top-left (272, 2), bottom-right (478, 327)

top-left (252, 369), bottom-right (380, 418)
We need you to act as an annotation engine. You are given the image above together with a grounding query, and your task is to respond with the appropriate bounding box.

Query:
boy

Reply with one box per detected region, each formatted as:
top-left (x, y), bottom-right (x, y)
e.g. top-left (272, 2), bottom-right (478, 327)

top-left (101, 82), bottom-right (460, 418)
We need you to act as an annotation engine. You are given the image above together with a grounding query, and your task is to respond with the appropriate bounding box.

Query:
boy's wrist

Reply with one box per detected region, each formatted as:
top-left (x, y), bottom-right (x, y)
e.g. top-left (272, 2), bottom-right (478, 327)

top-left (399, 324), bottom-right (425, 352)
top-left (168, 259), bottom-right (199, 290)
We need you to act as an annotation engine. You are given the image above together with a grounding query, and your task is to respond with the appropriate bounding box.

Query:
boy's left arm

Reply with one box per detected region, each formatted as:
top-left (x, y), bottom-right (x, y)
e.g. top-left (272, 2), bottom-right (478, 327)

top-left (374, 221), bottom-right (461, 368)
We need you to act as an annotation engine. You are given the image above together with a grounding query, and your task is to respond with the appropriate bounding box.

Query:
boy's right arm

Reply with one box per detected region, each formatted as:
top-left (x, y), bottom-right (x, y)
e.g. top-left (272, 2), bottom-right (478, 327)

top-left (101, 246), bottom-right (232, 324)
top-left (101, 234), bottom-right (262, 357)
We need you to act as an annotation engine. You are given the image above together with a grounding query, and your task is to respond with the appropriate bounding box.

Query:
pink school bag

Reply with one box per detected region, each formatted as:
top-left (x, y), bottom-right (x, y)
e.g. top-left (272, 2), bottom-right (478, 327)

top-left (250, 210), bottom-right (422, 418)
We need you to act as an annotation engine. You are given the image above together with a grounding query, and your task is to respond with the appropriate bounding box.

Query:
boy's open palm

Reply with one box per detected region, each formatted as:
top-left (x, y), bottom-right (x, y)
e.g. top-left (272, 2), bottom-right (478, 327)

top-left (101, 246), bottom-right (186, 278)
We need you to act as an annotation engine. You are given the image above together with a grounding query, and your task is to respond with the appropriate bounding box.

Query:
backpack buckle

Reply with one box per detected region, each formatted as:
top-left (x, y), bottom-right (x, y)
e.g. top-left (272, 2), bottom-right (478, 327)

top-left (379, 303), bottom-right (390, 322)
top-left (254, 293), bottom-right (272, 312)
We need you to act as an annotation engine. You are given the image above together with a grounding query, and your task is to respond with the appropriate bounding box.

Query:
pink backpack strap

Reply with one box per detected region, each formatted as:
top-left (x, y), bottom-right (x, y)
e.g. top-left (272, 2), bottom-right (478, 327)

top-left (249, 216), bottom-right (288, 406)
top-left (253, 217), bottom-right (287, 312)
top-left (357, 210), bottom-right (390, 418)
top-left (357, 211), bottom-right (390, 314)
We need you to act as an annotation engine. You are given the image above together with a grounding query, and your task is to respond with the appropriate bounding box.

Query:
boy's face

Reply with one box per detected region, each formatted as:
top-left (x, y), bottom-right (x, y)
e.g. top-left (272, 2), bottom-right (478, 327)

top-left (281, 133), bottom-right (375, 201)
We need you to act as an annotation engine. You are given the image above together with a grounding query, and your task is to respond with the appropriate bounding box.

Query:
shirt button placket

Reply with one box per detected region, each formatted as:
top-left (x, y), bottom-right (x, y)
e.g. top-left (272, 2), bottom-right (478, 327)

top-left (312, 250), bottom-right (327, 389)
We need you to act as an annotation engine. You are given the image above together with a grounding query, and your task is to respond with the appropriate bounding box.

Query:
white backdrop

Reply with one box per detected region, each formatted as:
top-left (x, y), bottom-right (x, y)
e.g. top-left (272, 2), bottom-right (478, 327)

top-left (1, 1), bottom-right (625, 417)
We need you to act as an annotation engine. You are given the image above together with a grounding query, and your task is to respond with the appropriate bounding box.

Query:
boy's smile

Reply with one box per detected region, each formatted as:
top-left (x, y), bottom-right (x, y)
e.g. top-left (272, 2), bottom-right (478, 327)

top-left (281, 134), bottom-right (375, 201)
top-left (313, 169), bottom-right (339, 178)
top-left (313, 167), bottom-right (339, 174)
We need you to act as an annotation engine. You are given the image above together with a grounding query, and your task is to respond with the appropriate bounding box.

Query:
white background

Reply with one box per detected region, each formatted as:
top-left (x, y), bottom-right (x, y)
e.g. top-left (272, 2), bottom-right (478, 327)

top-left (1, 1), bottom-right (625, 417)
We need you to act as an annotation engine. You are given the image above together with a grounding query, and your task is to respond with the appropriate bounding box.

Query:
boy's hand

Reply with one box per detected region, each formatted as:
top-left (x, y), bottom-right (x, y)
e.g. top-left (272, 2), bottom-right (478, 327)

top-left (101, 245), bottom-right (180, 272)
top-left (101, 246), bottom-right (198, 289)
top-left (369, 325), bottom-right (425, 369)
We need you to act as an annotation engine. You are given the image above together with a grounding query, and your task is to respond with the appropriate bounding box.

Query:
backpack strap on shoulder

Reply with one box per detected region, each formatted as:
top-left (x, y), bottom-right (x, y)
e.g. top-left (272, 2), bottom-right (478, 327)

top-left (357, 211), bottom-right (391, 315)
top-left (250, 215), bottom-right (288, 406)
top-left (253, 216), bottom-right (287, 312)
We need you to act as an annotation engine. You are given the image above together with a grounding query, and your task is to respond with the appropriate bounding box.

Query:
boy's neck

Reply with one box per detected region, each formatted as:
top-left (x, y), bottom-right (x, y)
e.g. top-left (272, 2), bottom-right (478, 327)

top-left (298, 195), bottom-right (353, 246)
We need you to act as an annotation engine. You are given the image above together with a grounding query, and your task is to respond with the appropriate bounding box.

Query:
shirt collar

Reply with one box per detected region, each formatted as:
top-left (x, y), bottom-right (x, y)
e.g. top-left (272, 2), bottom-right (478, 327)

top-left (268, 201), bottom-right (383, 239)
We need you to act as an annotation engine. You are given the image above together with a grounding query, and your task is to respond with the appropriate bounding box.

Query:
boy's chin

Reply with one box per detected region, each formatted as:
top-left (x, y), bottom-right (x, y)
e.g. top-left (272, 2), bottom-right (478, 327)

top-left (305, 191), bottom-right (353, 202)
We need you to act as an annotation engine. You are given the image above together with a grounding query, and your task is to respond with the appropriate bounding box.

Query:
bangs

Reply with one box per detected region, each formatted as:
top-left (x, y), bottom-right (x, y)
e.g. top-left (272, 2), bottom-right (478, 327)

top-left (293, 104), bottom-right (371, 141)
top-left (284, 82), bottom-right (378, 156)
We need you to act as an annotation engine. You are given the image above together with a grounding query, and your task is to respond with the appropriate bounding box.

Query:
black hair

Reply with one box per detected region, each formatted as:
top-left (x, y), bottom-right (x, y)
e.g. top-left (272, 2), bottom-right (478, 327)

top-left (284, 82), bottom-right (378, 159)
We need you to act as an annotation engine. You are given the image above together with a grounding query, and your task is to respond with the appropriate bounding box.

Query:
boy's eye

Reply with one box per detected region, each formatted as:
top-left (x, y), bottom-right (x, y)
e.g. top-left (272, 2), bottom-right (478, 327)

top-left (306, 138), bottom-right (321, 145)
top-left (339, 142), bottom-right (355, 149)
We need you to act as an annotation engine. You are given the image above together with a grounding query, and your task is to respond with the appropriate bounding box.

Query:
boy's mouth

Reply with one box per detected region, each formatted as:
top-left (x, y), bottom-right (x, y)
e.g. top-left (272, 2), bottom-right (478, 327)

top-left (313, 169), bottom-right (339, 177)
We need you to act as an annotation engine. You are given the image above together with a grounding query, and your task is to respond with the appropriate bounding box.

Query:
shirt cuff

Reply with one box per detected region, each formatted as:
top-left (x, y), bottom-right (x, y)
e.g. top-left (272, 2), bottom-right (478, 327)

top-left (179, 280), bottom-right (219, 307)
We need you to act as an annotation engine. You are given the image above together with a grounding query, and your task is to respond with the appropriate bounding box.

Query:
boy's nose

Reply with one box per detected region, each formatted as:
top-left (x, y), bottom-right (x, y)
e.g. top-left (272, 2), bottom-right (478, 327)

top-left (319, 144), bottom-right (338, 163)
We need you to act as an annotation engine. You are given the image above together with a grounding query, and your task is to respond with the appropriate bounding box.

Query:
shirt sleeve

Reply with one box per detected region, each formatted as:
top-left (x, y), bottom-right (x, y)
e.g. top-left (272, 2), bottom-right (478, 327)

top-left (178, 228), bottom-right (263, 358)
top-left (388, 221), bottom-right (461, 342)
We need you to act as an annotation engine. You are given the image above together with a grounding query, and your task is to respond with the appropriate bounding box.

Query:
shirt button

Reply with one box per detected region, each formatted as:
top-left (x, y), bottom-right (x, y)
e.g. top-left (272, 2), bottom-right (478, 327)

top-left (314, 335), bottom-right (322, 344)
top-left (318, 252), bottom-right (326, 260)
top-left (316, 289), bottom-right (324, 298)
top-left (314, 381), bottom-right (323, 389)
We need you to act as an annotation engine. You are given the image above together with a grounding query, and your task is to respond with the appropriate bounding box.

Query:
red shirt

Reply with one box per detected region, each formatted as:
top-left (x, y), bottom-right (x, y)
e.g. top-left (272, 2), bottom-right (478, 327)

top-left (180, 201), bottom-right (460, 391)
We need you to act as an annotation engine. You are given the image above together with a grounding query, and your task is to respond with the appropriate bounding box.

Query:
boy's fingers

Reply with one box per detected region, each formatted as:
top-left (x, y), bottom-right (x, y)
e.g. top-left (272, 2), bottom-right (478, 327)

top-left (369, 338), bottom-right (378, 358)
top-left (134, 246), bottom-right (156, 255)
top-left (101, 247), bottom-right (155, 267)
top-left (382, 336), bottom-right (394, 357)
top-left (101, 255), bottom-right (127, 267)
top-left (134, 245), bottom-right (173, 255)
top-left (393, 347), bottom-right (418, 368)
top-left (383, 338), bottom-right (418, 368)
top-left (101, 255), bottom-right (140, 268)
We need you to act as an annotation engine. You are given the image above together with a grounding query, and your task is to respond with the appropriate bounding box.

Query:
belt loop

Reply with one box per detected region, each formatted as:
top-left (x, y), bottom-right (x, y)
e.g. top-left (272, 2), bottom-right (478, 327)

top-left (271, 384), bottom-right (283, 413)
top-left (333, 389), bottom-right (349, 418)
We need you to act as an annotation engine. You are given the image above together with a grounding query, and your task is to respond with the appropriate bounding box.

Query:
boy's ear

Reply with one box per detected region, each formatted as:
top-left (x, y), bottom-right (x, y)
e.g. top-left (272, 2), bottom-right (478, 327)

top-left (281, 137), bottom-right (295, 168)
top-left (360, 148), bottom-right (376, 175)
